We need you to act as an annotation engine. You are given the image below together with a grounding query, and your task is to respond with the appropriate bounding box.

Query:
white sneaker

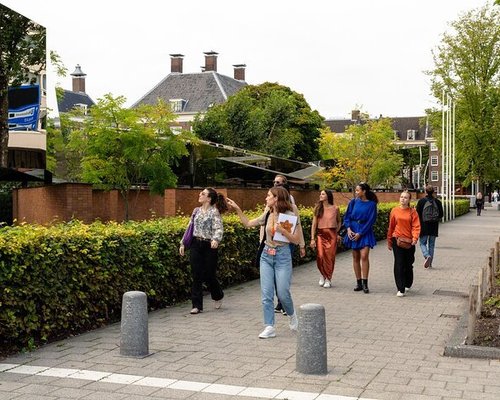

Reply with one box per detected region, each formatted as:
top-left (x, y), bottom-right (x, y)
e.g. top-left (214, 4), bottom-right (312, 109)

top-left (319, 277), bottom-right (325, 286)
top-left (289, 313), bottom-right (298, 331)
top-left (323, 280), bottom-right (331, 288)
top-left (405, 287), bottom-right (411, 292)
top-left (259, 325), bottom-right (276, 339)
top-left (396, 291), bottom-right (405, 297)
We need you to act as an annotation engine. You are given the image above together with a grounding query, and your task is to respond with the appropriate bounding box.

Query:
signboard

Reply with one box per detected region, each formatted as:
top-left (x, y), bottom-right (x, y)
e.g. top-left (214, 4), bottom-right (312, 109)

top-left (8, 85), bottom-right (40, 131)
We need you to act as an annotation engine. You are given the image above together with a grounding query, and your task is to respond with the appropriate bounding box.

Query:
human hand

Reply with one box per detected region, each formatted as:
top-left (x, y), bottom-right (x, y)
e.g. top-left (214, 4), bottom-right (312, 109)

top-left (300, 247), bottom-right (306, 257)
top-left (310, 239), bottom-right (316, 249)
top-left (211, 240), bottom-right (219, 249)
top-left (226, 198), bottom-right (240, 211)
top-left (179, 244), bottom-right (185, 256)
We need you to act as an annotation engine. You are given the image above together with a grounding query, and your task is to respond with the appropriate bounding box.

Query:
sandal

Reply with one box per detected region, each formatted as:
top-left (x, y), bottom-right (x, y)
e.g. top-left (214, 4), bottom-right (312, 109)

top-left (214, 300), bottom-right (222, 310)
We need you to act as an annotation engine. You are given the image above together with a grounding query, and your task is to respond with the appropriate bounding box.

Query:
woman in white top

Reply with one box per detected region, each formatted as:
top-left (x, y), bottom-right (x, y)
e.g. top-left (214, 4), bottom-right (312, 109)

top-left (227, 187), bottom-right (302, 339)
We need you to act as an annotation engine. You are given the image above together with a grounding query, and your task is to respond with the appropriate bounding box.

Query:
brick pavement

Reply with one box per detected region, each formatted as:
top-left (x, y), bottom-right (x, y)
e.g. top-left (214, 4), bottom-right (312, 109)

top-left (1, 208), bottom-right (500, 400)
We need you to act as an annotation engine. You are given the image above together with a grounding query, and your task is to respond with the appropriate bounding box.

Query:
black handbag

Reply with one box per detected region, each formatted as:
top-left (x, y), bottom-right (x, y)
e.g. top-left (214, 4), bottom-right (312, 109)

top-left (338, 224), bottom-right (347, 239)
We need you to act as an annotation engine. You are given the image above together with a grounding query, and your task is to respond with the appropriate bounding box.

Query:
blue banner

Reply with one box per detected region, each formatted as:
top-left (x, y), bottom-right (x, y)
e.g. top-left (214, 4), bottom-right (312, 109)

top-left (8, 85), bottom-right (40, 131)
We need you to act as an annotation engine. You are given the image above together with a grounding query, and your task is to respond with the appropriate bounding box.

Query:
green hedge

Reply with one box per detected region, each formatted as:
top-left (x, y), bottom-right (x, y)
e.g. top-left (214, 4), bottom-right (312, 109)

top-left (0, 199), bottom-right (469, 353)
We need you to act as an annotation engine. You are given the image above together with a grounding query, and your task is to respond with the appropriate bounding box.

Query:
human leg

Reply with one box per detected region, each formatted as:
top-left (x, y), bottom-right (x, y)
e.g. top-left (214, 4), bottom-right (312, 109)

top-left (189, 240), bottom-right (205, 311)
top-left (428, 236), bottom-right (437, 266)
top-left (419, 235), bottom-right (430, 258)
top-left (274, 246), bottom-right (294, 317)
top-left (260, 249), bottom-right (276, 327)
top-left (360, 247), bottom-right (371, 293)
top-left (316, 231), bottom-right (327, 281)
top-left (205, 247), bottom-right (224, 303)
top-left (352, 249), bottom-right (363, 291)
top-left (403, 245), bottom-right (415, 289)
top-left (392, 238), bottom-right (405, 293)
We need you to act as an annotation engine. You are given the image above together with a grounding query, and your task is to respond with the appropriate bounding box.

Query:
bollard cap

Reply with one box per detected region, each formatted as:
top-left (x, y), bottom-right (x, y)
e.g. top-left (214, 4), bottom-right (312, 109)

top-left (299, 303), bottom-right (324, 311)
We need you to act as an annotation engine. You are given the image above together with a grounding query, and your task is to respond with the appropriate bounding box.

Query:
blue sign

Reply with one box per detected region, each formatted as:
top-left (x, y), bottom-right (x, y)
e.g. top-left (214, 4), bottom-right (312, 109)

top-left (8, 85), bottom-right (40, 131)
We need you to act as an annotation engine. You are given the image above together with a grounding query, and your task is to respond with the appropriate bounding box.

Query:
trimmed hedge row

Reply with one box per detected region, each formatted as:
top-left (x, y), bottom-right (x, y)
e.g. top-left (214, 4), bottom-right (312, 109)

top-left (0, 200), bottom-right (469, 353)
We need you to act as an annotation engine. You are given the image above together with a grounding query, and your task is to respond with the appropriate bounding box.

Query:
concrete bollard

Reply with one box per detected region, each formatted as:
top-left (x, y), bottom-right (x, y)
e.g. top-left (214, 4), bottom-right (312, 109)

top-left (120, 291), bottom-right (149, 357)
top-left (296, 303), bottom-right (327, 375)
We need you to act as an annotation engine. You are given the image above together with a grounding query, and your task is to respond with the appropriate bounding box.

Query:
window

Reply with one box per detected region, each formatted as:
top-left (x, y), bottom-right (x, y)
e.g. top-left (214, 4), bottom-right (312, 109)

top-left (430, 142), bottom-right (438, 151)
top-left (406, 129), bottom-right (416, 140)
top-left (74, 103), bottom-right (88, 115)
top-left (431, 156), bottom-right (438, 166)
top-left (170, 126), bottom-right (182, 135)
top-left (169, 99), bottom-right (186, 113)
top-left (431, 171), bottom-right (439, 182)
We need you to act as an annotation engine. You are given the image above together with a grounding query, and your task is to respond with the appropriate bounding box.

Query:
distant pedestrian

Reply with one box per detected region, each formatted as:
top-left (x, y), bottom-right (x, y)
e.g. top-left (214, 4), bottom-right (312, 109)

top-left (179, 188), bottom-right (228, 315)
top-left (387, 190), bottom-right (421, 297)
top-left (475, 192), bottom-right (484, 216)
top-left (416, 185), bottom-right (444, 269)
top-left (492, 190), bottom-right (499, 203)
top-left (343, 182), bottom-right (378, 294)
top-left (310, 190), bottom-right (341, 288)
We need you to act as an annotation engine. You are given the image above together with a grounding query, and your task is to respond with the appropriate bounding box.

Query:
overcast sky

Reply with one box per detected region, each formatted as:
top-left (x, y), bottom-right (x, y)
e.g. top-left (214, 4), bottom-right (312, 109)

top-left (2, 0), bottom-right (488, 119)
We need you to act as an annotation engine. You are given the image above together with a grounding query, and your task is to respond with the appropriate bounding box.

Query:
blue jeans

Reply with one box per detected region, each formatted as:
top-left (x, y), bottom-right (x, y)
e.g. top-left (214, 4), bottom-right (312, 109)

top-left (419, 235), bottom-right (436, 260)
top-left (260, 245), bottom-right (294, 326)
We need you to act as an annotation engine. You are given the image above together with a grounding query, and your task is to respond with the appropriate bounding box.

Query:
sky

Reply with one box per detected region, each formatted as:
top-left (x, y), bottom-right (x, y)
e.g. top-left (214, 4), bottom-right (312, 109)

top-left (2, 0), bottom-right (488, 119)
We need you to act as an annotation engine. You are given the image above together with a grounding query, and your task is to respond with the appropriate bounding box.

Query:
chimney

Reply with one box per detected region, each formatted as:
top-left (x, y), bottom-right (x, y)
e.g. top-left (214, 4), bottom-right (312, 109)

top-left (170, 54), bottom-right (184, 73)
top-left (351, 109), bottom-right (360, 121)
top-left (71, 64), bottom-right (86, 93)
top-left (204, 51), bottom-right (218, 72)
top-left (233, 64), bottom-right (246, 81)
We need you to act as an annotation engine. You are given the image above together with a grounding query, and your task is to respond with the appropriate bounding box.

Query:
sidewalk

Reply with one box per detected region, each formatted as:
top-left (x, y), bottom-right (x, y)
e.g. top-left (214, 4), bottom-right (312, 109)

top-left (1, 208), bottom-right (500, 400)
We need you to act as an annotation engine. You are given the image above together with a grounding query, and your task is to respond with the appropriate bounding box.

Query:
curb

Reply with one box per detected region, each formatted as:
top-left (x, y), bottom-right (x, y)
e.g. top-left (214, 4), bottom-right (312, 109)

top-left (444, 311), bottom-right (500, 359)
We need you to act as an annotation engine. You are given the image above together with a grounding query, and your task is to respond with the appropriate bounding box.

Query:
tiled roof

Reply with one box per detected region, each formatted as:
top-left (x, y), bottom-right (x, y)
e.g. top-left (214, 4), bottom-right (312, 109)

top-left (58, 90), bottom-right (95, 113)
top-left (325, 116), bottom-right (431, 140)
top-left (131, 71), bottom-right (247, 112)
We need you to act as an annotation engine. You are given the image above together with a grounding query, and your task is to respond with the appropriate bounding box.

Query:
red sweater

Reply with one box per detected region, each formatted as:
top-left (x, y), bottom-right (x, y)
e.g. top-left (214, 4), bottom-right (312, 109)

top-left (387, 207), bottom-right (421, 246)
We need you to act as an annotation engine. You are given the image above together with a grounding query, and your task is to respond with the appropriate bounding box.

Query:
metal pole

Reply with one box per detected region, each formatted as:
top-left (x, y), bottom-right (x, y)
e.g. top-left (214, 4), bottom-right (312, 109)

top-left (452, 101), bottom-right (456, 219)
top-left (441, 90), bottom-right (445, 222)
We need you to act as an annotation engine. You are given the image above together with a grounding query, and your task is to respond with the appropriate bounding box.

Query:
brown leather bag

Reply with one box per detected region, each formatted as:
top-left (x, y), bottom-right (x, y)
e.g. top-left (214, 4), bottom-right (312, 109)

top-left (396, 237), bottom-right (412, 249)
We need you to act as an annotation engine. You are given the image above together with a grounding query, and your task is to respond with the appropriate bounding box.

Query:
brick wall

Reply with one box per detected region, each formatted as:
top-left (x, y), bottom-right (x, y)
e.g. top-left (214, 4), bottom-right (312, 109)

top-left (12, 184), bottom-right (424, 225)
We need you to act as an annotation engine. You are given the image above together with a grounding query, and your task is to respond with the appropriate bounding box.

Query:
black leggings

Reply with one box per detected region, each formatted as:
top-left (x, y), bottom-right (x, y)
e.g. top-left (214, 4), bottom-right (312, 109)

top-left (189, 239), bottom-right (224, 310)
top-left (392, 238), bottom-right (415, 293)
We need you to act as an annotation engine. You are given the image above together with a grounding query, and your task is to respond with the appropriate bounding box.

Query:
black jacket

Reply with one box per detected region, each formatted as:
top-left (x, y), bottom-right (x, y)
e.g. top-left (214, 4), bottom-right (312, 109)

top-left (416, 195), bottom-right (444, 237)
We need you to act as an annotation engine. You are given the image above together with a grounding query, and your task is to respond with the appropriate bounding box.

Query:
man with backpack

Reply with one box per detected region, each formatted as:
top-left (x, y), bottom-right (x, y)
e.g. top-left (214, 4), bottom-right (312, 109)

top-left (416, 185), bottom-right (444, 269)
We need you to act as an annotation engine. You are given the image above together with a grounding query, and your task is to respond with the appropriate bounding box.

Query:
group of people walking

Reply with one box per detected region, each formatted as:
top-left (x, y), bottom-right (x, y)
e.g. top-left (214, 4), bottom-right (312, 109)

top-left (179, 179), bottom-right (444, 338)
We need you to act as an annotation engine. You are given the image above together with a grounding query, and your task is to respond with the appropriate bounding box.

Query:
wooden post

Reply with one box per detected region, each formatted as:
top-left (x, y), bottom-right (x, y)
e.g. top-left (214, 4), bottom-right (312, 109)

top-left (467, 284), bottom-right (478, 344)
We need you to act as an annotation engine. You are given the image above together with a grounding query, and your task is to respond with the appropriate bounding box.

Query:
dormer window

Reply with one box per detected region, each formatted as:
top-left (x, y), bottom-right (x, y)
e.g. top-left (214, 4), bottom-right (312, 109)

top-left (169, 99), bottom-right (186, 113)
top-left (407, 129), bottom-right (416, 140)
top-left (74, 103), bottom-right (88, 115)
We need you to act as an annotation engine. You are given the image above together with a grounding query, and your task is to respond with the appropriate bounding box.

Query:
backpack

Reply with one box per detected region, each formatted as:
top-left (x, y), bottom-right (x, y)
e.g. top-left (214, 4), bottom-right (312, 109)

top-left (422, 198), bottom-right (440, 222)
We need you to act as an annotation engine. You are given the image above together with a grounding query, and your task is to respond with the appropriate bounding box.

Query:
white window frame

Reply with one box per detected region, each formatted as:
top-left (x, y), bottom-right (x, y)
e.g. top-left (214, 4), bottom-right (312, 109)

top-left (431, 171), bottom-right (439, 182)
top-left (430, 155), bottom-right (438, 166)
top-left (169, 99), bottom-right (185, 113)
top-left (406, 129), bottom-right (416, 140)
top-left (430, 142), bottom-right (438, 151)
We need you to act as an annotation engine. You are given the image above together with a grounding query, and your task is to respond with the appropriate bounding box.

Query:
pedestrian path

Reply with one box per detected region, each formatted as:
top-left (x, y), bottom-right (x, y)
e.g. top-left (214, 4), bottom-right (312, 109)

top-left (1, 209), bottom-right (500, 400)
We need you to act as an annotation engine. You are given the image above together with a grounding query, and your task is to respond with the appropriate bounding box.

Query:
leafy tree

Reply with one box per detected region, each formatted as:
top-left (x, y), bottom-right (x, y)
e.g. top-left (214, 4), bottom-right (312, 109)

top-left (317, 118), bottom-right (403, 192)
top-left (70, 94), bottom-right (192, 220)
top-left (0, 5), bottom-right (46, 167)
top-left (193, 82), bottom-right (323, 161)
top-left (427, 3), bottom-right (500, 188)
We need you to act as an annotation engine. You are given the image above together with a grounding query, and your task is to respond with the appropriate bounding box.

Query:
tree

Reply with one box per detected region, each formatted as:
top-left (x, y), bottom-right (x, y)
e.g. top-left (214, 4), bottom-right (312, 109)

top-left (70, 94), bottom-right (192, 220)
top-left (317, 118), bottom-right (403, 191)
top-left (0, 5), bottom-right (46, 167)
top-left (193, 82), bottom-right (324, 161)
top-left (427, 3), bottom-right (500, 188)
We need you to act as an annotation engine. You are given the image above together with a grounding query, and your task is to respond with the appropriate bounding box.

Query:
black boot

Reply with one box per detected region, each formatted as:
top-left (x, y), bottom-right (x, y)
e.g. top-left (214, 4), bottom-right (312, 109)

top-left (353, 279), bottom-right (363, 291)
top-left (362, 279), bottom-right (369, 294)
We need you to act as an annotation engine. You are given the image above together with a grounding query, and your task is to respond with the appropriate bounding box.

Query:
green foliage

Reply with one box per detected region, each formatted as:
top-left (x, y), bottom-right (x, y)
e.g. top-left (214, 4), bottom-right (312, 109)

top-left (427, 3), bottom-right (500, 187)
top-left (317, 119), bottom-right (403, 190)
top-left (0, 199), bottom-right (469, 354)
top-left (193, 82), bottom-right (324, 161)
top-left (69, 95), bottom-right (193, 219)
